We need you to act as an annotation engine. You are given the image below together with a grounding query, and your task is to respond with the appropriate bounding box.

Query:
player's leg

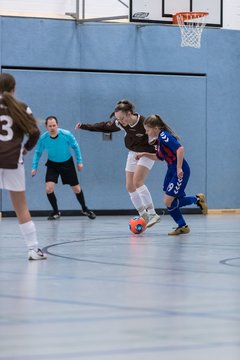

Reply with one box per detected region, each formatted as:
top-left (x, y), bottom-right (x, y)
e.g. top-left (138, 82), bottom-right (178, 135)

top-left (72, 184), bottom-right (96, 219)
top-left (11, 191), bottom-right (47, 260)
top-left (164, 194), bottom-right (190, 235)
top-left (126, 170), bottom-right (146, 215)
top-left (126, 152), bottom-right (158, 226)
top-left (2, 166), bottom-right (46, 259)
top-left (133, 158), bottom-right (160, 228)
top-left (45, 165), bottom-right (60, 220)
top-left (164, 164), bottom-right (190, 235)
top-left (125, 152), bottom-right (145, 214)
top-left (61, 158), bottom-right (96, 219)
top-left (10, 190), bottom-right (46, 260)
top-left (46, 181), bottom-right (60, 219)
top-left (176, 194), bottom-right (208, 214)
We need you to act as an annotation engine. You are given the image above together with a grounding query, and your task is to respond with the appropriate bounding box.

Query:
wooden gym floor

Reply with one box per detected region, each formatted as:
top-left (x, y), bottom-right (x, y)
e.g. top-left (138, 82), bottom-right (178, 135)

top-left (0, 213), bottom-right (240, 360)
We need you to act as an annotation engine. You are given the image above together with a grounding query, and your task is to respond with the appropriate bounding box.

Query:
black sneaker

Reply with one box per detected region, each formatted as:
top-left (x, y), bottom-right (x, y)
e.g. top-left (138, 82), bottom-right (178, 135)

top-left (48, 211), bottom-right (61, 220)
top-left (82, 210), bottom-right (96, 219)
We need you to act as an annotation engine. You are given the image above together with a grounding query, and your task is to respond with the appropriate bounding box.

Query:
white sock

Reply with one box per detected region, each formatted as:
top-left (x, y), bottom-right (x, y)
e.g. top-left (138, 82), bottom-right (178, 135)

top-left (19, 220), bottom-right (38, 250)
top-left (129, 191), bottom-right (145, 214)
top-left (136, 185), bottom-right (156, 215)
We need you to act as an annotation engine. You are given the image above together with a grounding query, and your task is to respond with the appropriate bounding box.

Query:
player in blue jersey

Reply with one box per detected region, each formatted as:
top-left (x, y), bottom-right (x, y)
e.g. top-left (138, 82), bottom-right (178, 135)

top-left (136, 114), bottom-right (208, 235)
top-left (31, 116), bottom-right (96, 220)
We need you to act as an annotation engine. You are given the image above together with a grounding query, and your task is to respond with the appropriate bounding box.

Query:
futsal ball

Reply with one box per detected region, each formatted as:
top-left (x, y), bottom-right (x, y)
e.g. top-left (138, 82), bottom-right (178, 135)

top-left (129, 216), bottom-right (146, 234)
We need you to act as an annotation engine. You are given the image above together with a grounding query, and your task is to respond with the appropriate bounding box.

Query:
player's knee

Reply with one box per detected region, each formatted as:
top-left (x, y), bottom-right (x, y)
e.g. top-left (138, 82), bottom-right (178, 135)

top-left (167, 198), bottom-right (178, 210)
top-left (72, 185), bottom-right (80, 193)
top-left (164, 198), bottom-right (172, 207)
top-left (133, 179), bottom-right (144, 189)
top-left (126, 184), bottom-right (135, 192)
top-left (46, 184), bottom-right (54, 194)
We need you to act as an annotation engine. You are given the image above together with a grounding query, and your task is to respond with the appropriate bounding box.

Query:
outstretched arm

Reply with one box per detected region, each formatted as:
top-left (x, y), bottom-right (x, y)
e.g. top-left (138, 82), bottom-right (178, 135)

top-left (75, 120), bottom-right (121, 133)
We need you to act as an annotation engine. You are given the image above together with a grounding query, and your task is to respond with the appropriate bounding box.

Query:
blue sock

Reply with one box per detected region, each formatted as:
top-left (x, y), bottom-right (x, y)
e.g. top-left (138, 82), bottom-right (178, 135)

top-left (178, 196), bottom-right (197, 208)
top-left (167, 199), bottom-right (186, 227)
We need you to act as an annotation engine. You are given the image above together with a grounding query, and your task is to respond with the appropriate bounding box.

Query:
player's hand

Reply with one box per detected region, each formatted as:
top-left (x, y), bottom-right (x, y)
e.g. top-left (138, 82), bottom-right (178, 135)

top-left (177, 168), bottom-right (183, 179)
top-left (77, 164), bottom-right (83, 171)
top-left (22, 147), bottom-right (28, 155)
top-left (135, 152), bottom-right (144, 160)
top-left (31, 169), bottom-right (37, 177)
top-left (75, 123), bottom-right (81, 130)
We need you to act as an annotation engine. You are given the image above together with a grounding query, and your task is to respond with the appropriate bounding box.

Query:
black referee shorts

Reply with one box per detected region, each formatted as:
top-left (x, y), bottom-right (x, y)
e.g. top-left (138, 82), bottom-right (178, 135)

top-left (45, 157), bottom-right (79, 186)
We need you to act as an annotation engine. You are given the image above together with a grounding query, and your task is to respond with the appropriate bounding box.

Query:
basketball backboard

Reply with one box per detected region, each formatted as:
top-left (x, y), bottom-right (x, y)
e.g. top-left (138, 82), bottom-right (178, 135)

top-left (130, 0), bottom-right (223, 27)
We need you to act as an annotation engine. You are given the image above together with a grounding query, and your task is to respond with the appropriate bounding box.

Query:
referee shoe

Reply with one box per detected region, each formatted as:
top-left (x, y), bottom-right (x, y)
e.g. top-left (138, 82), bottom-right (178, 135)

top-left (48, 211), bottom-right (61, 220)
top-left (82, 209), bottom-right (96, 219)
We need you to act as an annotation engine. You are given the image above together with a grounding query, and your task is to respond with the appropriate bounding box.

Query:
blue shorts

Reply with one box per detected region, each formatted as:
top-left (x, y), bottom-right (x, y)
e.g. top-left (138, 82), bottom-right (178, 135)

top-left (163, 160), bottom-right (190, 198)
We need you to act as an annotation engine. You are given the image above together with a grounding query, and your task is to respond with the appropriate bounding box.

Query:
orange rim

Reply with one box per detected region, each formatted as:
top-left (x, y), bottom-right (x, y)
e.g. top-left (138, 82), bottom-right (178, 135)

top-left (172, 11), bottom-right (209, 24)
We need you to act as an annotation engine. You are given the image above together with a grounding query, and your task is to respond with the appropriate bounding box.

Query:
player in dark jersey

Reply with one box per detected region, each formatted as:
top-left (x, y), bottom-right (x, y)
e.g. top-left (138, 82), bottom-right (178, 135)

top-left (75, 100), bottom-right (160, 228)
top-left (32, 116), bottom-right (96, 220)
top-left (0, 72), bottom-right (46, 260)
top-left (136, 114), bottom-right (208, 235)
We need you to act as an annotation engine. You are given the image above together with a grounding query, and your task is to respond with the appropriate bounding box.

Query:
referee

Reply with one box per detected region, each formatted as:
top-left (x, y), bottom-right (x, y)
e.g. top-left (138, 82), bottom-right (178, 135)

top-left (31, 116), bottom-right (96, 220)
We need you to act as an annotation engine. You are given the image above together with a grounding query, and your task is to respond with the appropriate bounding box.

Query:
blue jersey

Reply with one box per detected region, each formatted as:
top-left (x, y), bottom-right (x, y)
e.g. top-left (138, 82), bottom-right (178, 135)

top-left (156, 130), bottom-right (190, 197)
top-left (156, 131), bottom-right (182, 166)
top-left (32, 128), bottom-right (82, 170)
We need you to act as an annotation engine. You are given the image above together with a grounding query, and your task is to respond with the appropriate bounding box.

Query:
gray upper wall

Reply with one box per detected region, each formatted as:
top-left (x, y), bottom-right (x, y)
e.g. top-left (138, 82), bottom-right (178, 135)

top-left (0, 16), bottom-right (240, 211)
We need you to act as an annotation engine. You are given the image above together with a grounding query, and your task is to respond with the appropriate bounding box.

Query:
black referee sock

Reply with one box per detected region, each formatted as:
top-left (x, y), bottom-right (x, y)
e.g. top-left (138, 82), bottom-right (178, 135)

top-left (75, 190), bottom-right (88, 212)
top-left (47, 192), bottom-right (59, 213)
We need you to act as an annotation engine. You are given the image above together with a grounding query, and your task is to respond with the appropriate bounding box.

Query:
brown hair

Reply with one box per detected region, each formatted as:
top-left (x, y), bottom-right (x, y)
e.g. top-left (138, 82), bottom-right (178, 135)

top-left (0, 73), bottom-right (38, 135)
top-left (45, 115), bottom-right (58, 126)
top-left (144, 114), bottom-right (180, 140)
top-left (0, 73), bottom-right (16, 93)
top-left (110, 99), bottom-right (135, 118)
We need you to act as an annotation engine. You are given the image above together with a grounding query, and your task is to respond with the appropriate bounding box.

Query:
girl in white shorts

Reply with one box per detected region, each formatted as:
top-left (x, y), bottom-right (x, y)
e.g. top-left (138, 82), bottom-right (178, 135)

top-left (0, 73), bottom-right (47, 260)
top-left (76, 100), bottom-right (161, 228)
top-left (0, 164), bottom-right (25, 192)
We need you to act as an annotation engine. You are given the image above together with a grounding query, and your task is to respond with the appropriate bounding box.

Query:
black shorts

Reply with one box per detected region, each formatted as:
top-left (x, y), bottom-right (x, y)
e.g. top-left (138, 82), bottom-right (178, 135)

top-left (45, 157), bottom-right (79, 186)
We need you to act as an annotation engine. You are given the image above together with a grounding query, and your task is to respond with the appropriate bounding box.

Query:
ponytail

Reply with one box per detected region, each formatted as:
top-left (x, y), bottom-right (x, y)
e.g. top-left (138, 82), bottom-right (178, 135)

top-left (1, 92), bottom-right (38, 135)
top-left (144, 114), bottom-right (180, 140)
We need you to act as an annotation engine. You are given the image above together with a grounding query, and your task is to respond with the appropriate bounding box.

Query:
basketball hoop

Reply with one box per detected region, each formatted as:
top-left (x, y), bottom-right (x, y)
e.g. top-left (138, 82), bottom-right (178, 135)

top-left (172, 12), bottom-right (209, 49)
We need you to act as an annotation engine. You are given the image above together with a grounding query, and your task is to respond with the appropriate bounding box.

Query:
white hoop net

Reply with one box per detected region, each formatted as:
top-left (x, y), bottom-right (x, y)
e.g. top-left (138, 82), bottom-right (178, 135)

top-left (174, 12), bottom-right (208, 49)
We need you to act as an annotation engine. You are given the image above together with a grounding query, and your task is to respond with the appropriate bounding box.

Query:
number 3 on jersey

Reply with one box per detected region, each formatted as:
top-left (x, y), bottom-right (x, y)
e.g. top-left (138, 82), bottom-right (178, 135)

top-left (0, 115), bottom-right (13, 141)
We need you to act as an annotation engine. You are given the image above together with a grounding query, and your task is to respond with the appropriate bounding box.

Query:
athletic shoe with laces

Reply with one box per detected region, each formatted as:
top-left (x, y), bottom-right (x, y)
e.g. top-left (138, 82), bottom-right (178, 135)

top-left (196, 193), bottom-right (208, 215)
top-left (141, 212), bottom-right (149, 225)
top-left (82, 210), bottom-right (96, 219)
top-left (168, 225), bottom-right (190, 236)
top-left (146, 214), bottom-right (161, 228)
top-left (28, 248), bottom-right (47, 260)
top-left (47, 211), bottom-right (61, 220)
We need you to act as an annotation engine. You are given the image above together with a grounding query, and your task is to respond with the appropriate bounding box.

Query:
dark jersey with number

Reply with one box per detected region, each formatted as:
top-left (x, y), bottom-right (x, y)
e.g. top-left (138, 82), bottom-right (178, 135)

top-left (0, 98), bottom-right (40, 169)
top-left (80, 114), bottom-right (156, 153)
top-left (156, 131), bottom-right (182, 165)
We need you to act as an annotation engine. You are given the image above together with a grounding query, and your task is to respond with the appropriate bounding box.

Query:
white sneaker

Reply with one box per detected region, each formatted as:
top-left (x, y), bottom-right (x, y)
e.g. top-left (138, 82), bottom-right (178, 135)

top-left (141, 212), bottom-right (149, 225)
top-left (146, 214), bottom-right (161, 228)
top-left (28, 248), bottom-right (47, 261)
